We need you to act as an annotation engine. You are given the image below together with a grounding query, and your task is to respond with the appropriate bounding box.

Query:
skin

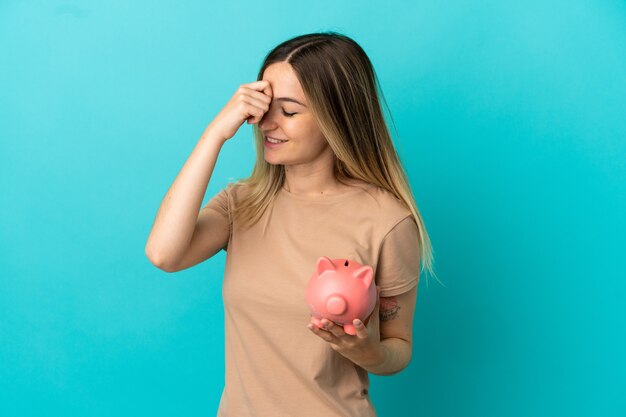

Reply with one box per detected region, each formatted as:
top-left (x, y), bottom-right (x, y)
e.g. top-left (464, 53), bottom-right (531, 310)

top-left (258, 61), bottom-right (363, 195)
top-left (259, 61), bottom-right (418, 373)
top-left (307, 286), bottom-right (418, 374)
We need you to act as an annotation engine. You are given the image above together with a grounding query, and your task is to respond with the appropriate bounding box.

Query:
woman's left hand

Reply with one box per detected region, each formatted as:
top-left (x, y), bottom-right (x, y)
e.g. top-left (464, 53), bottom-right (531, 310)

top-left (307, 288), bottom-right (385, 369)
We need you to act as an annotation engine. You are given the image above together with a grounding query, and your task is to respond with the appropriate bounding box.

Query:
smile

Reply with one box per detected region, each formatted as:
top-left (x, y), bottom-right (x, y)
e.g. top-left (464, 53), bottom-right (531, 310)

top-left (264, 136), bottom-right (289, 148)
top-left (266, 136), bottom-right (288, 144)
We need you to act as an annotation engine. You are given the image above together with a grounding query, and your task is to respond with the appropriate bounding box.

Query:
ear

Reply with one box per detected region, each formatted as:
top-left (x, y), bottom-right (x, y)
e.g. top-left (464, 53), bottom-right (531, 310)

top-left (353, 265), bottom-right (374, 288)
top-left (315, 256), bottom-right (337, 277)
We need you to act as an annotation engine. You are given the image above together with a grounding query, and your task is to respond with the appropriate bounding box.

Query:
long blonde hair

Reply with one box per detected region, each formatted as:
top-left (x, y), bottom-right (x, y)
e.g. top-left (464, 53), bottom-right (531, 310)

top-left (228, 31), bottom-right (440, 285)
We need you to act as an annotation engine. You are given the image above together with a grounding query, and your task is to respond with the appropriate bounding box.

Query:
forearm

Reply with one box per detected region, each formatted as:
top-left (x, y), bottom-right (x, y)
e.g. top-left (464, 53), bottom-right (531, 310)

top-left (145, 126), bottom-right (225, 268)
top-left (362, 338), bottom-right (412, 376)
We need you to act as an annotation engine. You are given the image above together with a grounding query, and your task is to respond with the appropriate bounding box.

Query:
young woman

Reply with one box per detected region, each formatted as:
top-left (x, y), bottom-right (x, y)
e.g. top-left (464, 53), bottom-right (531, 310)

top-left (146, 31), bottom-right (436, 417)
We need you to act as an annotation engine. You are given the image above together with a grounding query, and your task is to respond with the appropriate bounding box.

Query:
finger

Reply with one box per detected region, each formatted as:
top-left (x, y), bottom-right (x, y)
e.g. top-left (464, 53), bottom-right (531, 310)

top-left (244, 80), bottom-right (272, 95)
top-left (353, 318), bottom-right (368, 339)
top-left (310, 316), bottom-right (325, 329)
top-left (240, 87), bottom-right (272, 106)
top-left (245, 105), bottom-right (266, 124)
top-left (308, 323), bottom-right (335, 342)
top-left (244, 107), bottom-right (267, 125)
top-left (321, 319), bottom-right (345, 338)
top-left (252, 79), bottom-right (273, 98)
top-left (240, 94), bottom-right (270, 111)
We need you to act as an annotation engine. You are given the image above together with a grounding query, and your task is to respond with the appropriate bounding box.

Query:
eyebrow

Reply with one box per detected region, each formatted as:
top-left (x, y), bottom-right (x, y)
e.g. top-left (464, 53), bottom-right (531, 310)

top-left (275, 97), bottom-right (307, 107)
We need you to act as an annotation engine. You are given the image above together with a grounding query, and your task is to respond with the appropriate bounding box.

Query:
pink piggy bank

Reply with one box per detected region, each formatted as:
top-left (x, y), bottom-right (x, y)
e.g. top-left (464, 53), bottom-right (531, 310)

top-left (305, 256), bottom-right (377, 335)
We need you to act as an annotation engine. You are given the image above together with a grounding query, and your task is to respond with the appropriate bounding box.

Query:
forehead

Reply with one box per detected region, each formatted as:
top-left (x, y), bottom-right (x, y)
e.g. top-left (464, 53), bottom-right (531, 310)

top-left (262, 62), bottom-right (306, 103)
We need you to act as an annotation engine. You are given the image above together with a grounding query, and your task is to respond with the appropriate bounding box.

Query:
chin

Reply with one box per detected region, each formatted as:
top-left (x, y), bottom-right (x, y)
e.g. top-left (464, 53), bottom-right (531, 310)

top-left (263, 154), bottom-right (282, 165)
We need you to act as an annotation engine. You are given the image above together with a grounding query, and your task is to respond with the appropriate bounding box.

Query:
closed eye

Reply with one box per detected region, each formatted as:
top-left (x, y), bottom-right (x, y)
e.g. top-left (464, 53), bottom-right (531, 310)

top-left (282, 109), bottom-right (296, 117)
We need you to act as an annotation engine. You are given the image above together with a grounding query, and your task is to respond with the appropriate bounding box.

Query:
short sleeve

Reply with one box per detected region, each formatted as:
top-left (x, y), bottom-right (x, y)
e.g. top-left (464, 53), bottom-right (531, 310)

top-left (375, 215), bottom-right (421, 297)
top-left (202, 186), bottom-right (232, 251)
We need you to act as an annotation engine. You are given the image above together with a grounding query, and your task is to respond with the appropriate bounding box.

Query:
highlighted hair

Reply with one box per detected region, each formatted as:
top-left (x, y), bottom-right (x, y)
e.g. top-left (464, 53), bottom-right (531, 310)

top-left (228, 31), bottom-right (440, 285)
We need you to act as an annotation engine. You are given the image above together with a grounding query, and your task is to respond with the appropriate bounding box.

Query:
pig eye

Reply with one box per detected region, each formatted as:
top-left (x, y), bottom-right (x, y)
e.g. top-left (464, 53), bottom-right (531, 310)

top-left (344, 260), bottom-right (349, 266)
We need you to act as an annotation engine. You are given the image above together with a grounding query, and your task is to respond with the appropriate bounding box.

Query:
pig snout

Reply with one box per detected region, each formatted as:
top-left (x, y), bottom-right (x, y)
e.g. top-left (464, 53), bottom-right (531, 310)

top-left (325, 294), bottom-right (348, 315)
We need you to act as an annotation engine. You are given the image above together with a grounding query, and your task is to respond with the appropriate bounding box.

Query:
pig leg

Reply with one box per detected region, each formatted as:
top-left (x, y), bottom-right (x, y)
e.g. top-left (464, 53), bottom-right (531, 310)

top-left (343, 323), bottom-right (357, 335)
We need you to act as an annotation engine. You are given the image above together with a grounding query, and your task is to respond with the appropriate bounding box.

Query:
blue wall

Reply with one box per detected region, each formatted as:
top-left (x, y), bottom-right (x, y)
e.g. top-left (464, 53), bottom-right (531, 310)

top-left (1, 1), bottom-right (624, 416)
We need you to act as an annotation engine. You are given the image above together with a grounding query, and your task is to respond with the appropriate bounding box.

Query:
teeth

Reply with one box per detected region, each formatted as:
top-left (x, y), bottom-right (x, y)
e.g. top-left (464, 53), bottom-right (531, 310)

top-left (267, 137), bottom-right (287, 144)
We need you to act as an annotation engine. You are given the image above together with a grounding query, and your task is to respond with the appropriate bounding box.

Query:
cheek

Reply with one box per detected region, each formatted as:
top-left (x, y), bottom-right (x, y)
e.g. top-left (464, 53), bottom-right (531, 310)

top-left (310, 136), bottom-right (329, 151)
top-left (286, 119), bottom-right (324, 143)
top-left (292, 134), bottom-right (327, 154)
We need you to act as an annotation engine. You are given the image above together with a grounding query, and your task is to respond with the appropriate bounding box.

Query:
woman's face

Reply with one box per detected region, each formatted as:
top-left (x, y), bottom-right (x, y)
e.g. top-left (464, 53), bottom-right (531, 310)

top-left (258, 62), bottom-right (332, 167)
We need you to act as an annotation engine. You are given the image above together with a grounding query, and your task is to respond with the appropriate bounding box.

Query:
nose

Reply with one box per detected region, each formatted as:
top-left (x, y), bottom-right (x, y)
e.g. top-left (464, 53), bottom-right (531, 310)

top-left (258, 104), bottom-right (277, 131)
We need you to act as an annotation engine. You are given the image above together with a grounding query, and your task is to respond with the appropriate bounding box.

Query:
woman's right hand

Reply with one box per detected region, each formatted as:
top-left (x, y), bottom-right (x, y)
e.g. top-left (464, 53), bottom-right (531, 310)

top-left (207, 80), bottom-right (273, 142)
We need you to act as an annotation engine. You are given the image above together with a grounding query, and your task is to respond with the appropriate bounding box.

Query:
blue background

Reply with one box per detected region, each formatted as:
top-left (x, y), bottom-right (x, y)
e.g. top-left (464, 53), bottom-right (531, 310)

top-left (1, 1), bottom-right (624, 416)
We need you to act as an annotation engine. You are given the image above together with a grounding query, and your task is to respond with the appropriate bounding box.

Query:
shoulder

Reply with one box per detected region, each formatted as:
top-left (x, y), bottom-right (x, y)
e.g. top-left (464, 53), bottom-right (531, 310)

top-left (342, 181), bottom-right (414, 238)
top-left (224, 181), bottom-right (253, 200)
top-left (358, 182), bottom-right (412, 221)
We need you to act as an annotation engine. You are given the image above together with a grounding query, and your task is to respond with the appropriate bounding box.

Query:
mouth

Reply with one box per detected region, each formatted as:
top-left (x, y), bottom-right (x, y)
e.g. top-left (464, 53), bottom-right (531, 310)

top-left (264, 136), bottom-right (289, 147)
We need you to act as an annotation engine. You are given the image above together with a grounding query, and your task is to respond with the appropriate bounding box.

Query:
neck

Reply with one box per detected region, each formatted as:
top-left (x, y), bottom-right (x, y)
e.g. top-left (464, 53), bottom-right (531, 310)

top-left (282, 166), bottom-right (348, 196)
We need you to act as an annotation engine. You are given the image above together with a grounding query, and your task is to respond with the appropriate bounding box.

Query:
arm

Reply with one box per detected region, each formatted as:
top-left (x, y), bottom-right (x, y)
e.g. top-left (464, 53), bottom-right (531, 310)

top-left (146, 80), bottom-right (273, 270)
top-left (361, 284), bottom-right (418, 376)
top-left (145, 125), bottom-right (226, 270)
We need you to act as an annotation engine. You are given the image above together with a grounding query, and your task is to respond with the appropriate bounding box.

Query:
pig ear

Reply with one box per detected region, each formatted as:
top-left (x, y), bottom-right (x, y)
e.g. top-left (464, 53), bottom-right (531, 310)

top-left (353, 265), bottom-right (374, 288)
top-left (316, 256), bottom-right (337, 276)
